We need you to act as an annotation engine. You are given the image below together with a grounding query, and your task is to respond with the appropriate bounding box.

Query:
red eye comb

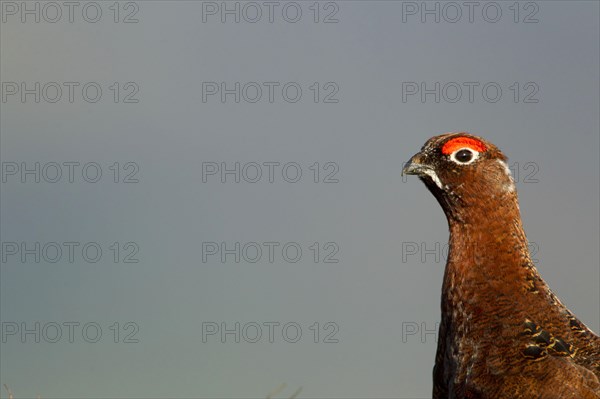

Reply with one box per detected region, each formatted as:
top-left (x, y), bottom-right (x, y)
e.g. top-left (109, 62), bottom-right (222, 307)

top-left (441, 137), bottom-right (487, 155)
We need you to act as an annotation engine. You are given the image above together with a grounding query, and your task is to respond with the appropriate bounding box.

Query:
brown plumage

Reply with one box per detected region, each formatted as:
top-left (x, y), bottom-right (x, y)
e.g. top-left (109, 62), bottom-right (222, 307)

top-left (403, 133), bottom-right (600, 398)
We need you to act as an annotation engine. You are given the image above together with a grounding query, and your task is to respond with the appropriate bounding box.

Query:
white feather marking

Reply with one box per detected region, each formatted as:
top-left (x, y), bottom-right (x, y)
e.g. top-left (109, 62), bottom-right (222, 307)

top-left (496, 159), bottom-right (515, 193)
top-left (422, 168), bottom-right (443, 189)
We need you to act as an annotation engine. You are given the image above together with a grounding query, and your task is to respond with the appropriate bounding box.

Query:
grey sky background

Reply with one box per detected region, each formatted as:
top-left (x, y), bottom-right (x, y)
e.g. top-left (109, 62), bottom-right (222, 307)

top-left (1, 1), bottom-right (599, 398)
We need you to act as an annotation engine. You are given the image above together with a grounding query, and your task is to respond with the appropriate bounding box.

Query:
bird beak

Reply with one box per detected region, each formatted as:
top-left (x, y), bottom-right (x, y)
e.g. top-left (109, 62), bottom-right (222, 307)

top-left (402, 154), bottom-right (431, 176)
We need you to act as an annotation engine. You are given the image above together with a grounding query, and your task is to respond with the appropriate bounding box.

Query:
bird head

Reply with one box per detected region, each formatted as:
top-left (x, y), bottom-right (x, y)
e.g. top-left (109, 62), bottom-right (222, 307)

top-left (403, 133), bottom-right (517, 221)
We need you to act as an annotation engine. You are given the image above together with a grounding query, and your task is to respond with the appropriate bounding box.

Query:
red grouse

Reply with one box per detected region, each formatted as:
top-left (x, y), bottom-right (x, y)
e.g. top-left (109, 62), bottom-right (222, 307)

top-left (402, 133), bottom-right (600, 398)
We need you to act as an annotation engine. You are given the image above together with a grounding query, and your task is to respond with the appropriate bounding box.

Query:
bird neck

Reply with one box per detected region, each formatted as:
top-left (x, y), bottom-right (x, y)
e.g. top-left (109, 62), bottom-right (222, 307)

top-left (442, 193), bottom-right (542, 316)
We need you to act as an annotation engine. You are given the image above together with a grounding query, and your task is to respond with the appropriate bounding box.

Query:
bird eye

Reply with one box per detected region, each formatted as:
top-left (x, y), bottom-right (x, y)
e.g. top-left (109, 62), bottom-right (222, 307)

top-left (450, 148), bottom-right (479, 165)
top-left (456, 149), bottom-right (473, 162)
